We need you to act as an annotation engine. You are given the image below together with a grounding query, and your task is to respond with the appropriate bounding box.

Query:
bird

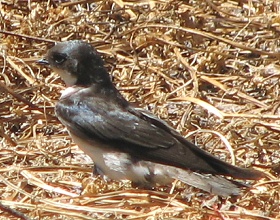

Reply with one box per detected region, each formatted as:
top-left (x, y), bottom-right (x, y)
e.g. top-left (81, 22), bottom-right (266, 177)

top-left (37, 40), bottom-right (264, 196)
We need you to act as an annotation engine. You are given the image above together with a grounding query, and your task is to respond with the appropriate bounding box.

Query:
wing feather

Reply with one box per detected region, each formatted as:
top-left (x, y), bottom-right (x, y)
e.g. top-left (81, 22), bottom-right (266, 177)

top-left (56, 95), bottom-right (176, 149)
top-left (55, 90), bottom-right (263, 180)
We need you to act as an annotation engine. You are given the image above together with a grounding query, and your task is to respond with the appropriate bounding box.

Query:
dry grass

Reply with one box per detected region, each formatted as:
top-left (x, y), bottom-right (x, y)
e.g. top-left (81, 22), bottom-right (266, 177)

top-left (1, 0), bottom-right (280, 219)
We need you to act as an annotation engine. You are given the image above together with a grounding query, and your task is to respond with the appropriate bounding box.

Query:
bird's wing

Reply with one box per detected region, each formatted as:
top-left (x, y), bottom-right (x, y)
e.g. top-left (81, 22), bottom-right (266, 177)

top-left (55, 93), bottom-right (263, 180)
top-left (56, 95), bottom-right (177, 149)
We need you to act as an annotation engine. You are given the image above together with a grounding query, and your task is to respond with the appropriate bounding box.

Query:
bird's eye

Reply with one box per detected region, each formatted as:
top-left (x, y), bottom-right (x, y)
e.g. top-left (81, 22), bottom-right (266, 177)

top-left (53, 53), bottom-right (67, 64)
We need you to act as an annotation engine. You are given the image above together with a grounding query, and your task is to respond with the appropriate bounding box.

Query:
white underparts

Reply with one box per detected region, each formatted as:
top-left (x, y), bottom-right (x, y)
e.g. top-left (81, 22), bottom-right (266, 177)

top-left (60, 87), bottom-right (82, 99)
top-left (70, 133), bottom-right (173, 184)
top-left (69, 133), bottom-right (240, 196)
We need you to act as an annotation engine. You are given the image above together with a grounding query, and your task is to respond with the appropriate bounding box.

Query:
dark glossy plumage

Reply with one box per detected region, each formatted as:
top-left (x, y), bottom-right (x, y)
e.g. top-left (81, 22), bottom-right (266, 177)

top-left (38, 40), bottom-right (264, 196)
top-left (56, 85), bottom-right (261, 179)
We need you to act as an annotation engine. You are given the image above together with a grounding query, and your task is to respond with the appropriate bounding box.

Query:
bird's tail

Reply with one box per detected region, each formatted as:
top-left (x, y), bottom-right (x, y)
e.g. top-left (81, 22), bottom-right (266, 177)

top-left (169, 168), bottom-right (246, 196)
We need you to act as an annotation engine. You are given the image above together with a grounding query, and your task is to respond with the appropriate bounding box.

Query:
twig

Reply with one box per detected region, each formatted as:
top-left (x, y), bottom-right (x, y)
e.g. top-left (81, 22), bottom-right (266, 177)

top-left (0, 30), bottom-right (55, 43)
top-left (0, 81), bottom-right (54, 119)
top-left (0, 201), bottom-right (31, 220)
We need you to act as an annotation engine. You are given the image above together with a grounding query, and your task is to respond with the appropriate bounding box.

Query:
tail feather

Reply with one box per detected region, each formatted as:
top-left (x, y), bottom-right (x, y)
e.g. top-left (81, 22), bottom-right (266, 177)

top-left (171, 169), bottom-right (245, 196)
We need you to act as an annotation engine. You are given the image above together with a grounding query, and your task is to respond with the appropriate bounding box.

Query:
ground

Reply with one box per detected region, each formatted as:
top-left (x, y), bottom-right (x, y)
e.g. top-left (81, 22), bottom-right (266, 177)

top-left (0, 0), bottom-right (280, 219)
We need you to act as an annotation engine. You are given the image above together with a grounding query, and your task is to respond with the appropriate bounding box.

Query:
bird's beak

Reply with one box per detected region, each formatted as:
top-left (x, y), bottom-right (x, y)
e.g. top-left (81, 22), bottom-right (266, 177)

top-left (36, 58), bottom-right (49, 65)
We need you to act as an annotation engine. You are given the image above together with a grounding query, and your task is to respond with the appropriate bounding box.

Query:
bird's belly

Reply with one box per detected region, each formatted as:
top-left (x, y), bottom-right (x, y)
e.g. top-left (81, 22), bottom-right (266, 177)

top-left (65, 132), bottom-right (241, 196)
top-left (70, 133), bottom-right (173, 185)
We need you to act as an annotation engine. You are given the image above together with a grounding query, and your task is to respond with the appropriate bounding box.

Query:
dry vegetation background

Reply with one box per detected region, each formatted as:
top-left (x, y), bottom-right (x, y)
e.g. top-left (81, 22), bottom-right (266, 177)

top-left (1, 0), bottom-right (280, 219)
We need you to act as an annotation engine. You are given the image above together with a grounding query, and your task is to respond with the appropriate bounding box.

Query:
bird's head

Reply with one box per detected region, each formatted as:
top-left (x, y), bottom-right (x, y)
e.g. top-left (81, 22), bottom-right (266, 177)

top-left (38, 40), bottom-right (110, 87)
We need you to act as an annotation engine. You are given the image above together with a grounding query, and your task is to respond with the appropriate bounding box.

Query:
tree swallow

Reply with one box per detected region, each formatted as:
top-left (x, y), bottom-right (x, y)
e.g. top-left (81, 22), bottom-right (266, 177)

top-left (37, 40), bottom-right (263, 196)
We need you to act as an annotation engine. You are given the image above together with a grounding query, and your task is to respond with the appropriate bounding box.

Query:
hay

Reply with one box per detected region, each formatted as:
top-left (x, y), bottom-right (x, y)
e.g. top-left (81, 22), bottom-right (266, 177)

top-left (0, 0), bottom-right (279, 219)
